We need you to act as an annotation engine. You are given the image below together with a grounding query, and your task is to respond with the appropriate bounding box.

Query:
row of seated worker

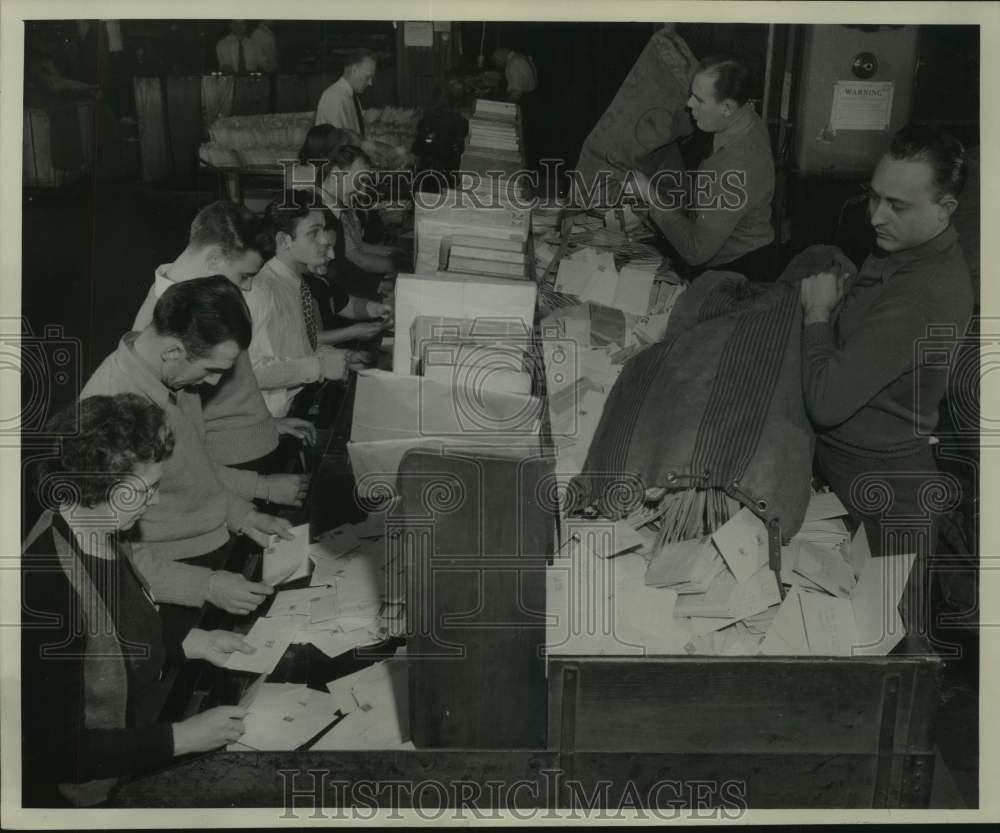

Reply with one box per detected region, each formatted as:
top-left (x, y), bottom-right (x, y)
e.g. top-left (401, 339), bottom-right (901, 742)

top-left (19, 131), bottom-right (410, 807)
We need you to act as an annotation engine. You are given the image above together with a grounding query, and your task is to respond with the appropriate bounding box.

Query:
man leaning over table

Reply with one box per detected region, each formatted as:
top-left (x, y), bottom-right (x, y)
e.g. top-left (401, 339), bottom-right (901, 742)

top-left (82, 278), bottom-right (298, 643)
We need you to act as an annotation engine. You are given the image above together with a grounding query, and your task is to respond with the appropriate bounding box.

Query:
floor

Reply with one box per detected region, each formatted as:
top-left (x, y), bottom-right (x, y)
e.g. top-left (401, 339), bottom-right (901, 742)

top-left (19, 175), bottom-right (981, 810)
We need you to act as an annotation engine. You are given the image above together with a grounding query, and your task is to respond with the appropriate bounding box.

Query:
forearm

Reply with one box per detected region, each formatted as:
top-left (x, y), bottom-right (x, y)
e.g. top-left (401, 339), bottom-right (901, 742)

top-left (346, 247), bottom-right (395, 275)
top-left (129, 544), bottom-right (216, 607)
top-left (801, 300), bottom-right (927, 426)
top-left (250, 354), bottom-right (321, 390)
top-left (214, 465), bottom-right (261, 501)
top-left (647, 204), bottom-right (728, 266)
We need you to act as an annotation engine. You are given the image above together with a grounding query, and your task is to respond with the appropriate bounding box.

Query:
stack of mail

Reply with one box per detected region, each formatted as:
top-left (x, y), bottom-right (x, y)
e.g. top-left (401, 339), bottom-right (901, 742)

top-left (288, 519), bottom-right (407, 657)
top-left (313, 650), bottom-right (414, 750)
top-left (621, 491), bottom-right (918, 657)
top-left (414, 193), bottom-right (530, 274)
top-left (227, 680), bottom-right (351, 751)
top-left (553, 247), bottom-right (655, 316)
top-left (465, 99), bottom-right (522, 160)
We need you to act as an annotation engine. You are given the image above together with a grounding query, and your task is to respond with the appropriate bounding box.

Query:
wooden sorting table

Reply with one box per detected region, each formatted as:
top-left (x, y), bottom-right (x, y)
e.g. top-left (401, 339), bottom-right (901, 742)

top-left (114, 236), bottom-right (943, 813)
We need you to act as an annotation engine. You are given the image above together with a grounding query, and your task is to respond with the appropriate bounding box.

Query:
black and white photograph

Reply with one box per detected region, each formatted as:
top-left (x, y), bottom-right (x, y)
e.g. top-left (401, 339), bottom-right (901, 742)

top-left (1, 0), bottom-right (996, 825)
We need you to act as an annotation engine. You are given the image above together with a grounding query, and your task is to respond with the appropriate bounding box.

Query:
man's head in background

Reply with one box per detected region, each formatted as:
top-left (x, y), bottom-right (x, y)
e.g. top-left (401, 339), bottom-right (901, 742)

top-left (344, 49), bottom-right (376, 95)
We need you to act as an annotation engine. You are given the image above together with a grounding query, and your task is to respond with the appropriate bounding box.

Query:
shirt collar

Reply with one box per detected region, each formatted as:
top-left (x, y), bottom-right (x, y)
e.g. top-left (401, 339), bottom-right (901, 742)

top-left (265, 256), bottom-right (304, 284)
top-left (866, 224), bottom-right (959, 285)
top-left (335, 76), bottom-right (355, 97)
top-left (712, 105), bottom-right (756, 156)
top-left (153, 264), bottom-right (175, 298)
top-left (113, 332), bottom-right (175, 408)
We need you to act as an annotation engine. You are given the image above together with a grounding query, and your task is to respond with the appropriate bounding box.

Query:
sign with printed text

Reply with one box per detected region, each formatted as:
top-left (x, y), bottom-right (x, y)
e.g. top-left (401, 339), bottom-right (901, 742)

top-left (829, 81), bottom-right (894, 131)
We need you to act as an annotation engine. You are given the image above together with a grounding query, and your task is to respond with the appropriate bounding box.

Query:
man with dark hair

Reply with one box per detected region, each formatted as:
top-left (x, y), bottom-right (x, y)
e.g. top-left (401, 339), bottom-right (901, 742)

top-left (632, 53), bottom-right (775, 281)
top-left (800, 125), bottom-right (973, 621)
top-left (82, 278), bottom-right (298, 642)
top-left (133, 201), bottom-right (316, 472)
top-left (314, 48), bottom-right (379, 157)
top-left (247, 193), bottom-right (385, 418)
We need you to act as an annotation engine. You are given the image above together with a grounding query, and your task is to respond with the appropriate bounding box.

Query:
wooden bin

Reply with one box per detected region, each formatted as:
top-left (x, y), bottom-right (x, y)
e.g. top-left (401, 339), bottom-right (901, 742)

top-left (548, 650), bottom-right (941, 808)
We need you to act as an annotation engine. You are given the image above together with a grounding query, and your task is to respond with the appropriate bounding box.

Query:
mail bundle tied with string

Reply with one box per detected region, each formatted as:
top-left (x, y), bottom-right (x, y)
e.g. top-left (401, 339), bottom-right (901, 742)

top-left (567, 245), bottom-right (859, 598)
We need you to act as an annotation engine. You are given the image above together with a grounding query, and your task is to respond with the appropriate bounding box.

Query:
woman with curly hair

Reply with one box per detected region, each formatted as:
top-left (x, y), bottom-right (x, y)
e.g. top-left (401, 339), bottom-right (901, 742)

top-left (21, 394), bottom-right (257, 807)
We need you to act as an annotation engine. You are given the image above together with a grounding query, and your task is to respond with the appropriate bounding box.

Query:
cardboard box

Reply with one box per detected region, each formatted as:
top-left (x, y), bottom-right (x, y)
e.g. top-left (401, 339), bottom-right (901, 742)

top-left (393, 272), bottom-right (537, 374)
top-left (351, 369), bottom-right (543, 443)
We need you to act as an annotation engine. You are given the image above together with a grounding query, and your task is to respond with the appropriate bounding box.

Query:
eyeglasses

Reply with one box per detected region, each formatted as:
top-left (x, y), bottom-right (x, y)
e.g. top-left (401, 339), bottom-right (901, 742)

top-left (135, 482), bottom-right (160, 505)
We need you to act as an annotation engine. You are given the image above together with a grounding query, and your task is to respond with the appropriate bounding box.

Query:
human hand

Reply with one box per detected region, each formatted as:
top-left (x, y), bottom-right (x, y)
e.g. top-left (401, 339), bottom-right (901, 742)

top-left (265, 473), bottom-right (311, 507)
top-left (800, 271), bottom-right (845, 323)
top-left (346, 321), bottom-right (388, 341)
top-left (182, 628), bottom-right (256, 667)
top-left (206, 570), bottom-right (274, 615)
top-left (365, 301), bottom-right (393, 322)
top-left (275, 417), bottom-right (317, 445)
top-left (241, 510), bottom-right (294, 547)
top-left (346, 350), bottom-right (375, 371)
top-left (630, 170), bottom-right (653, 205)
top-left (318, 348), bottom-right (350, 381)
top-left (172, 706), bottom-right (248, 755)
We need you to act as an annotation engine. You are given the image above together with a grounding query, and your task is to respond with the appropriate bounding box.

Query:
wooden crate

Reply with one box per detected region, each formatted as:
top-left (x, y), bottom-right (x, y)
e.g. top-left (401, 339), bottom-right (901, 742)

top-left (548, 650), bottom-right (941, 808)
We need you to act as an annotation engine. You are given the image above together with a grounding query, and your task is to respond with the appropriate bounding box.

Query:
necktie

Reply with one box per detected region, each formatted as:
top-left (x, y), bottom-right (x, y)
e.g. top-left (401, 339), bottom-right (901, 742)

top-left (300, 278), bottom-right (319, 351)
top-left (353, 95), bottom-right (366, 138)
top-left (237, 38), bottom-right (246, 74)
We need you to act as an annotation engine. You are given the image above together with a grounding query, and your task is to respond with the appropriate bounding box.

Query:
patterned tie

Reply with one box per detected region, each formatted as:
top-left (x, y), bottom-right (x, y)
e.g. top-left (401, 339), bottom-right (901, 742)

top-left (237, 38), bottom-right (247, 74)
top-left (300, 278), bottom-right (319, 351)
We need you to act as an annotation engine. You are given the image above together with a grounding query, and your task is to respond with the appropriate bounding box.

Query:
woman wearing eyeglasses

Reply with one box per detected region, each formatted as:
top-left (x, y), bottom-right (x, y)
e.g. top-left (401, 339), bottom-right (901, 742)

top-left (21, 394), bottom-right (257, 807)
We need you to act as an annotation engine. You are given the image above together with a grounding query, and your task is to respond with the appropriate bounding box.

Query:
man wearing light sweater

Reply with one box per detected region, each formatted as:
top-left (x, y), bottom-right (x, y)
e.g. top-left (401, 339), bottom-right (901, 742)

top-left (82, 278), bottom-right (296, 641)
top-left (133, 201), bottom-right (316, 472)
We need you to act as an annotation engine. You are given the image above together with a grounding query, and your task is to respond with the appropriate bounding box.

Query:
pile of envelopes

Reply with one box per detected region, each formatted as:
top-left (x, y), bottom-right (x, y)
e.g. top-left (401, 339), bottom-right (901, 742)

top-left (224, 513), bottom-right (406, 677)
top-left (548, 491), bottom-right (917, 657)
top-left (228, 647), bottom-right (412, 752)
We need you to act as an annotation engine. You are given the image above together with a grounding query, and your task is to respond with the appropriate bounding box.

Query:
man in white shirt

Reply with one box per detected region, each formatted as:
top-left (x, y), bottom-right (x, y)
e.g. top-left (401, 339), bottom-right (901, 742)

top-left (314, 49), bottom-right (379, 155)
top-left (492, 47), bottom-right (538, 102)
top-left (250, 21), bottom-right (280, 73)
top-left (216, 20), bottom-right (265, 74)
top-left (247, 191), bottom-right (388, 417)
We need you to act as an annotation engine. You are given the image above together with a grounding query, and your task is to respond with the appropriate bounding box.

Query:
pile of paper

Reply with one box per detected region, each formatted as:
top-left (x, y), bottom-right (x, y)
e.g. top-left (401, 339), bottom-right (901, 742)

top-left (414, 193), bottom-right (530, 274)
top-left (313, 650), bottom-right (414, 750)
top-left (444, 234), bottom-right (529, 281)
top-left (227, 680), bottom-right (351, 751)
top-left (553, 247), bottom-right (655, 316)
top-left (631, 492), bottom-right (918, 656)
top-left (293, 520), bottom-right (407, 657)
top-left (466, 99), bottom-right (522, 157)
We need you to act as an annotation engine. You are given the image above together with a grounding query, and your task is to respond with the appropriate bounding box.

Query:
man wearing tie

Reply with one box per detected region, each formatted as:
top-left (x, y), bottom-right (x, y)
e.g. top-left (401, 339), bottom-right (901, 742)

top-left (314, 49), bottom-right (379, 157)
top-left (216, 20), bottom-right (265, 74)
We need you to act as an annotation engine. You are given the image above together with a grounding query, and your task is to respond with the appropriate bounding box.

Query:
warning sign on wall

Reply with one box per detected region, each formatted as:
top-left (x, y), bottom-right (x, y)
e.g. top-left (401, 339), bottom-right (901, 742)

top-left (829, 81), bottom-right (895, 131)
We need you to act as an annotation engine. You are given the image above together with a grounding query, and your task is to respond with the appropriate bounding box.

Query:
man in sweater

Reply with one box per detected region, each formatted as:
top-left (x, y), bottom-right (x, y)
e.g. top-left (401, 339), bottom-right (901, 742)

top-left (82, 278), bottom-right (296, 641)
top-left (800, 125), bottom-right (973, 576)
top-left (134, 200), bottom-right (316, 474)
top-left (246, 191), bottom-right (386, 418)
top-left (631, 54), bottom-right (775, 282)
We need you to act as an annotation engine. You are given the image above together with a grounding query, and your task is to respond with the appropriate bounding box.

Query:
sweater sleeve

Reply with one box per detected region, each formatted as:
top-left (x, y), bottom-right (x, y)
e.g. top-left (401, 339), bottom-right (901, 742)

top-left (21, 560), bottom-right (176, 790)
top-left (647, 153), bottom-right (766, 266)
top-left (129, 542), bottom-right (215, 607)
top-left (214, 464), bottom-right (260, 501)
top-left (802, 295), bottom-right (931, 427)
